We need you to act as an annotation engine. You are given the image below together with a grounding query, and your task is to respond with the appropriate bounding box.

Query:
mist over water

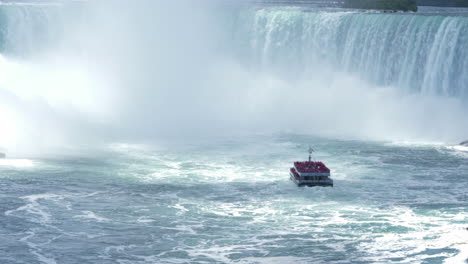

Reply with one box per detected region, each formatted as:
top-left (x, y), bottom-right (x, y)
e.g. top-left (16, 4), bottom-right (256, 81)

top-left (0, 1), bottom-right (468, 154)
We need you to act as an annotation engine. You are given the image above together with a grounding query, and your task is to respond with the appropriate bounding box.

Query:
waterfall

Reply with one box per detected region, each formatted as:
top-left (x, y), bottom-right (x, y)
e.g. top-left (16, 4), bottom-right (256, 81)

top-left (230, 8), bottom-right (468, 97)
top-left (2, 4), bottom-right (467, 97)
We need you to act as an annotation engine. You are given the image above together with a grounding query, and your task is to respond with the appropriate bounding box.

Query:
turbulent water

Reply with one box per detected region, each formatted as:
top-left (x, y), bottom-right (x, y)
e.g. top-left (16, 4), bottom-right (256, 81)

top-left (1, 136), bottom-right (468, 263)
top-left (1, 2), bottom-right (468, 263)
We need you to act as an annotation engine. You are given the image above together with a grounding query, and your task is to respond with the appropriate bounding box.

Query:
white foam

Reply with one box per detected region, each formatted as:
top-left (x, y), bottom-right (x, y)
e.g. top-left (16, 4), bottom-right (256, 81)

top-left (355, 207), bottom-right (468, 262)
top-left (73, 211), bottom-right (109, 222)
top-left (442, 227), bottom-right (468, 264)
top-left (386, 140), bottom-right (447, 148)
top-left (0, 158), bottom-right (34, 168)
top-left (449, 145), bottom-right (468, 152)
top-left (442, 145), bottom-right (468, 159)
top-left (171, 203), bottom-right (189, 215)
top-left (5, 193), bottom-right (63, 223)
top-left (136, 216), bottom-right (156, 223)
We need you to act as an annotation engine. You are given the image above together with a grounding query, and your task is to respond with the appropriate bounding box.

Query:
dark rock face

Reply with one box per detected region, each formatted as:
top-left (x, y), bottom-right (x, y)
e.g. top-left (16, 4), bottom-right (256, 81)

top-left (460, 141), bottom-right (468, 146)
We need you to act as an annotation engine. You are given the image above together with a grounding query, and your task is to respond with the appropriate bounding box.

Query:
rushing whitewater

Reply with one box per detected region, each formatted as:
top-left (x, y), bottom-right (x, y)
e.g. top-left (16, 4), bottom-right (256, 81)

top-left (0, 1), bottom-right (468, 264)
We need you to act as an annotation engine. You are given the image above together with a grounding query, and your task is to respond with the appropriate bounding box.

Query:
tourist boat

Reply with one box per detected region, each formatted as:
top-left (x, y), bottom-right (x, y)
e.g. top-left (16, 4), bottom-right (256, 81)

top-left (289, 147), bottom-right (333, 187)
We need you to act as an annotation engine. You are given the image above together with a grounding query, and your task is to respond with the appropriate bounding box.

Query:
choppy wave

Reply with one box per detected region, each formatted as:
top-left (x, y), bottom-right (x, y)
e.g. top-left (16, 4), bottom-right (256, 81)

top-left (1, 136), bottom-right (468, 263)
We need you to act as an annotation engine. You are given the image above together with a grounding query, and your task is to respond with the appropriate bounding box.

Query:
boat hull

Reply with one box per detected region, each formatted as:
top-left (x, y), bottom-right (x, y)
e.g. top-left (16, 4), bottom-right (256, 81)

top-left (290, 172), bottom-right (333, 187)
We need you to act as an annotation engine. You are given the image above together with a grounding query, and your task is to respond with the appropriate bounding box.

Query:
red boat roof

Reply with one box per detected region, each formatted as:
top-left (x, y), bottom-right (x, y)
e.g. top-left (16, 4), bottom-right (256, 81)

top-left (294, 161), bottom-right (330, 173)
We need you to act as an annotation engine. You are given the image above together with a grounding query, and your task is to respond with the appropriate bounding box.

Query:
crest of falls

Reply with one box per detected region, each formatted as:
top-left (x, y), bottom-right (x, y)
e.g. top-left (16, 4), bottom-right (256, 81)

top-left (1, 2), bottom-right (468, 153)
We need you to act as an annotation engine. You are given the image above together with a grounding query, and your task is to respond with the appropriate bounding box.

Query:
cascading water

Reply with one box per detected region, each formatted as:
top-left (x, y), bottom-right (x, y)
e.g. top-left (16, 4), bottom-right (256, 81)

top-left (0, 3), bottom-right (80, 57)
top-left (1, 2), bottom-right (468, 263)
top-left (230, 8), bottom-right (468, 97)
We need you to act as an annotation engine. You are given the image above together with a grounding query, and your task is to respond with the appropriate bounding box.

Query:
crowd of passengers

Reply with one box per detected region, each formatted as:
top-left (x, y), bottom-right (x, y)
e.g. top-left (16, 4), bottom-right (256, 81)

top-left (294, 161), bottom-right (330, 173)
